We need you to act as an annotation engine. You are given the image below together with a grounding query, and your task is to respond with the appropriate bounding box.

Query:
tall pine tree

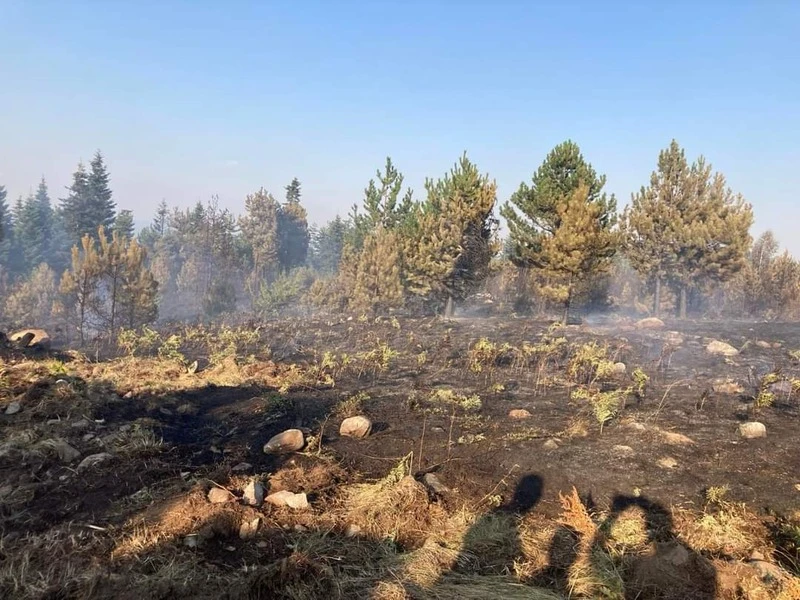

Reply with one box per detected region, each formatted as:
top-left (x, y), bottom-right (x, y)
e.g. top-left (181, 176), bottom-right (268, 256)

top-left (88, 151), bottom-right (116, 236)
top-left (114, 209), bottom-right (135, 240)
top-left (277, 178), bottom-right (310, 272)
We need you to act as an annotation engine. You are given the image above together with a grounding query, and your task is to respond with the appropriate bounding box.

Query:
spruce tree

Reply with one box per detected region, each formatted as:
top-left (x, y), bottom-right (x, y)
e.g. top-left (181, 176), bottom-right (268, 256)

top-left (114, 209), bottom-right (135, 240)
top-left (60, 162), bottom-right (93, 245)
top-left (0, 185), bottom-right (6, 244)
top-left (87, 151), bottom-right (116, 236)
top-left (0, 185), bottom-right (12, 267)
top-left (310, 216), bottom-right (349, 275)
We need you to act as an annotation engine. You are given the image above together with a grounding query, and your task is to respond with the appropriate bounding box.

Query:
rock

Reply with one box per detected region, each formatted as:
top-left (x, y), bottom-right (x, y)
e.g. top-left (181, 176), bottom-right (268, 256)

top-left (265, 490), bottom-right (309, 510)
top-left (626, 422), bottom-right (647, 432)
top-left (176, 403), bottom-right (197, 415)
top-left (123, 391), bottom-right (134, 399)
top-left (82, 433), bottom-right (95, 442)
top-left (661, 542), bottom-right (690, 566)
top-left (748, 551), bottom-right (784, 582)
top-left (712, 379), bottom-right (744, 394)
top-left (239, 517), bottom-right (260, 539)
top-left (50, 439), bottom-right (81, 463)
top-left (339, 416), bottom-right (372, 438)
top-left (345, 523), bottom-right (362, 538)
top-left (739, 422), bottom-right (766, 439)
top-left (231, 462), bottom-right (253, 474)
top-left (159, 407), bottom-right (172, 416)
top-left (77, 452), bottom-right (114, 471)
top-left (769, 380), bottom-right (793, 395)
top-left (207, 487), bottom-right (231, 503)
top-left (612, 362), bottom-right (627, 376)
top-left (4, 401), bottom-right (21, 415)
top-left (10, 329), bottom-right (51, 350)
top-left (657, 457), bottom-right (678, 469)
top-left (612, 445), bottom-right (635, 457)
top-left (707, 340), bottom-right (739, 357)
top-left (543, 438), bottom-right (560, 450)
top-left (422, 473), bottom-right (449, 495)
top-left (430, 426), bottom-right (445, 434)
top-left (243, 480), bottom-right (265, 507)
top-left (660, 430), bottom-right (695, 445)
top-left (635, 317), bottom-right (665, 330)
top-left (756, 340), bottom-right (772, 349)
top-left (508, 409), bottom-right (532, 420)
top-left (183, 534), bottom-right (201, 548)
top-left (263, 429), bottom-right (305, 454)
top-left (71, 419), bottom-right (91, 430)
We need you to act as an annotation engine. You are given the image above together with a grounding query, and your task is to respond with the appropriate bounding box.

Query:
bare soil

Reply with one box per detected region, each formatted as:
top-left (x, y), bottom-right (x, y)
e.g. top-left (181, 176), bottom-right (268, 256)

top-left (1, 315), bottom-right (799, 599)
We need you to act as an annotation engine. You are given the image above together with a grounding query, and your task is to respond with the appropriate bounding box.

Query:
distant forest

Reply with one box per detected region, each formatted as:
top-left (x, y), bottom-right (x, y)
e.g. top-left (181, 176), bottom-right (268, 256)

top-left (1, 141), bottom-right (797, 344)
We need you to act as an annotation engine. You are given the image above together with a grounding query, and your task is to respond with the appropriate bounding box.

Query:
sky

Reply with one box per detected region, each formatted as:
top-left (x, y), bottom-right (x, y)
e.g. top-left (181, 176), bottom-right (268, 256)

top-left (1, 1), bottom-right (798, 252)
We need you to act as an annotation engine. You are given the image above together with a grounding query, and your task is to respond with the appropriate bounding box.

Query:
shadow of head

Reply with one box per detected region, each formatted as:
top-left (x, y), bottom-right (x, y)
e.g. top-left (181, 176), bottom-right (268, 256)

top-left (609, 494), bottom-right (674, 542)
top-left (505, 473), bottom-right (544, 513)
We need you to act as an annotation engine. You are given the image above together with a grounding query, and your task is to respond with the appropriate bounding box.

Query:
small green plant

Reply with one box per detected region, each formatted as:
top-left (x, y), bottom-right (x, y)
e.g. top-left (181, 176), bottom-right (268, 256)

top-left (390, 316), bottom-right (401, 330)
top-left (357, 339), bottom-right (398, 378)
top-left (157, 334), bottom-right (186, 365)
top-left (753, 371), bottom-right (780, 412)
top-left (117, 326), bottom-right (161, 357)
top-left (572, 386), bottom-right (629, 432)
top-left (416, 351), bottom-right (427, 366)
top-left (568, 341), bottom-right (616, 384)
top-left (335, 391), bottom-right (370, 418)
top-left (631, 367), bottom-right (649, 399)
top-left (428, 388), bottom-right (482, 411)
top-left (705, 485), bottom-right (730, 506)
top-left (46, 360), bottom-right (68, 376)
top-left (467, 338), bottom-right (513, 374)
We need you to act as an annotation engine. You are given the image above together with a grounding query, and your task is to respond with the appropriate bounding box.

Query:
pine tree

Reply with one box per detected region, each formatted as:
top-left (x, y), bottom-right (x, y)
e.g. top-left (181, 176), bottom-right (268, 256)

top-left (621, 140), bottom-right (689, 316)
top-left (350, 227), bottom-right (405, 314)
top-left (12, 178), bottom-right (55, 275)
top-left (310, 215), bottom-right (349, 275)
top-left (277, 179), bottom-right (310, 273)
top-left (114, 209), bottom-right (135, 240)
top-left (58, 233), bottom-right (104, 345)
top-left (87, 151), bottom-right (116, 236)
top-left (118, 237), bottom-right (158, 328)
top-left (534, 185), bottom-right (620, 322)
top-left (406, 153), bottom-right (498, 314)
top-left (502, 140), bottom-right (616, 267)
top-left (3, 263), bottom-right (58, 328)
top-left (240, 188), bottom-right (280, 302)
top-left (0, 185), bottom-right (6, 244)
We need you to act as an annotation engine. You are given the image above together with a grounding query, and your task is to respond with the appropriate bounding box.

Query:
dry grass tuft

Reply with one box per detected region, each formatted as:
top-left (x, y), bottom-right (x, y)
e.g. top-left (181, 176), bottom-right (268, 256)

top-left (675, 502), bottom-right (771, 560)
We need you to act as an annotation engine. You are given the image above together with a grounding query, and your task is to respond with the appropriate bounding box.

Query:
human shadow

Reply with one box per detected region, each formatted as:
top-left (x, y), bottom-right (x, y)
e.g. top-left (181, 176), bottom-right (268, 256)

top-left (449, 473), bottom-right (544, 577)
top-left (554, 493), bottom-right (717, 600)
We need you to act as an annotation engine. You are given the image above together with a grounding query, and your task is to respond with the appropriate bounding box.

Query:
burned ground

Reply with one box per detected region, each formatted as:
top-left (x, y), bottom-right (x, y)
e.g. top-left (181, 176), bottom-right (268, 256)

top-left (0, 315), bottom-right (799, 599)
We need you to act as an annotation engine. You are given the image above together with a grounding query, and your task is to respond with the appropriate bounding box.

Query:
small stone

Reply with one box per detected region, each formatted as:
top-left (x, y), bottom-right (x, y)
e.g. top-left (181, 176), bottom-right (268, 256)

top-left (257, 541), bottom-right (269, 548)
top-left (5, 401), bottom-right (21, 415)
top-left (231, 462), bottom-right (253, 474)
top-left (657, 457), bottom-right (678, 469)
top-left (119, 424), bottom-right (132, 433)
top-left (239, 517), bottom-right (260, 539)
top-left (339, 415), bottom-right (372, 438)
top-left (508, 409), bottom-right (532, 420)
top-left (51, 439), bottom-right (81, 463)
top-left (543, 438), bottom-right (560, 451)
top-left (422, 473), bottom-right (449, 495)
top-left (82, 433), bottom-right (95, 442)
top-left (123, 391), bottom-right (134, 399)
top-left (739, 422), bottom-right (766, 439)
top-left (47, 418), bottom-right (61, 425)
top-left (345, 523), bottom-right (361, 538)
top-left (183, 534), bottom-right (201, 548)
top-left (71, 419), bottom-right (91, 430)
top-left (627, 422), bottom-right (647, 432)
top-left (662, 542), bottom-right (690, 566)
top-left (612, 362), bottom-right (627, 376)
top-left (77, 452), bottom-right (114, 471)
top-left (748, 555), bottom-right (784, 582)
top-left (430, 426), bottom-right (445, 434)
top-left (159, 407), bottom-right (173, 416)
top-left (635, 317), bottom-right (665, 330)
top-left (749, 550), bottom-right (766, 562)
top-left (612, 445), bottom-right (635, 457)
top-left (263, 429), bottom-right (305, 454)
top-left (243, 480), bottom-right (265, 507)
top-left (207, 487), bottom-right (231, 503)
top-left (769, 380), bottom-right (793, 395)
top-left (294, 524), bottom-right (308, 532)
top-left (712, 379), bottom-right (744, 394)
top-left (224, 545), bottom-right (235, 552)
top-left (795, 484), bottom-right (800, 492)
top-left (176, 403), bottom-right (197, 415)
top-left (265, 490), bottom-right (309, 510)
top-left (756, 340), bottom-right (772, 349)
top-left (706, 340), bottom-right (739, 357)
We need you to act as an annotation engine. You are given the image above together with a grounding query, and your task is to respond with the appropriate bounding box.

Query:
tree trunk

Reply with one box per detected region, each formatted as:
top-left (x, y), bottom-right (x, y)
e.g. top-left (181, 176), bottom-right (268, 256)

top-left (444, 295), bottom-right (454, 318)
top-left (679, 285), bottom-right (687, 320)
top-left (562, 277), bottom-right (573, 324)
top-left (654, 277), bottom-right (661, 318)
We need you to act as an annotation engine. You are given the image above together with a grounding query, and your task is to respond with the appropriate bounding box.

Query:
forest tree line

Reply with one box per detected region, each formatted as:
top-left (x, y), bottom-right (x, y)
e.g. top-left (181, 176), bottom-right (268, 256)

top-left (1, 141), bottom-right (799, 344)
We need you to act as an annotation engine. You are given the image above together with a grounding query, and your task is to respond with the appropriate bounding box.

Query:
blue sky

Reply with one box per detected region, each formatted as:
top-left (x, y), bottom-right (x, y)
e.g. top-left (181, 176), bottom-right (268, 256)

top-left (1, 1), bottom-right (798, 252)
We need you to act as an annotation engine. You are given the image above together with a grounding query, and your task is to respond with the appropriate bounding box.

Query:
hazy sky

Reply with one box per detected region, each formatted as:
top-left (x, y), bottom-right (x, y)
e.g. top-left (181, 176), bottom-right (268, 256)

top-left (1, 1), bottom-right (798, 252)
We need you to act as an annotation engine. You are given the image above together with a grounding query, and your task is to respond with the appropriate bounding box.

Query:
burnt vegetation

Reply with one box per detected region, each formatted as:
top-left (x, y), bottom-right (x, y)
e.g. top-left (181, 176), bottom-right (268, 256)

top-left (1, 142), bottom-right (800, 599)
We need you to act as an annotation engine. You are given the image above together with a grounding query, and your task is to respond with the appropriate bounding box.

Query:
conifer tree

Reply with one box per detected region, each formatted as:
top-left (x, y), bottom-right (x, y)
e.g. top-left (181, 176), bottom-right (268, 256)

top-left (59, 233), bottom-right (104, 345)
top-left (114, 209), bottom-right (135, 240)
top-left (13, 178), bottom-right (55, 275)
top-left (621, 140), bottom-right (688, 316)
top-left (60, 161), bottom-right (92, 245)
top-left (240, 188), bottom-right (280, 302)
top-left (277, 179), bottom-right (310, 272)
top-left (350, 227), bottom-right (405, 313)
top-left (406, 153), bottom-right (498, 314)
top-left (502, 140), bottom-right (616, 267)
top-left (118, 237), bottom-right (158, 328)
top-left (310, 215), bottom-right (349, 275)
top-left (0, 185), bottom-right (6, 244)
top-left (3, 263), bottom-right (58, 328)
top-left (534, 185), bottom-right (620, 322)
top-left (88, 151), bottom-right (116, 236)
